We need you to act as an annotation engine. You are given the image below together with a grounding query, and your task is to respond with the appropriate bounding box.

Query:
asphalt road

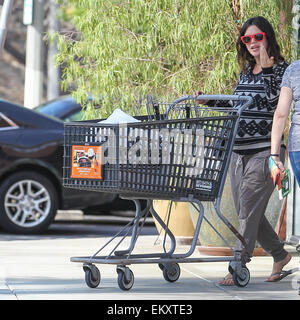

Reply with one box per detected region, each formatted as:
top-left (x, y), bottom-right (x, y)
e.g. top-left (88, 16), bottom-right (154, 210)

top-left (49, 217), bottom-right (157, 241)
top-left (0, 209), bottom-right (157, 241)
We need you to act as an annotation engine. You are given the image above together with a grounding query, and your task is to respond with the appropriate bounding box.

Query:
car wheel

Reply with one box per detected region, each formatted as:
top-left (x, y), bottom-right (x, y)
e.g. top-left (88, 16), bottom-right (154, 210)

top-left (0, 171), bottom-right (58, 234)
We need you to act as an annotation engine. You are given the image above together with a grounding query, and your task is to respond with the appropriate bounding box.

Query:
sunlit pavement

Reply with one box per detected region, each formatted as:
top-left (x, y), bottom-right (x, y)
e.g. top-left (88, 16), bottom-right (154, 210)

top-left (0, 219), bottom-right (299, 301)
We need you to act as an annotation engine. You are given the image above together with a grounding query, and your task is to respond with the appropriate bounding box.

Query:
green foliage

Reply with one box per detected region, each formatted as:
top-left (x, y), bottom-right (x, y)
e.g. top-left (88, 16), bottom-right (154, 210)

top-left (56, 0), bottom-right (294, 119)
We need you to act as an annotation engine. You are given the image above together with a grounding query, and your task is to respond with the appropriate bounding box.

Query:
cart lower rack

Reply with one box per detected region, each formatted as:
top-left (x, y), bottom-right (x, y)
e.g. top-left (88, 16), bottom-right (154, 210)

top-left (63, 95), bottom-right (253, 290)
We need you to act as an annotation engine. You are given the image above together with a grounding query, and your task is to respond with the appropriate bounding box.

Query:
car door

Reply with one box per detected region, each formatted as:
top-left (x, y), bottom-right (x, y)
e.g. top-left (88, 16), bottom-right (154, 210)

top-left (0, 112), bottom-right (22, 173)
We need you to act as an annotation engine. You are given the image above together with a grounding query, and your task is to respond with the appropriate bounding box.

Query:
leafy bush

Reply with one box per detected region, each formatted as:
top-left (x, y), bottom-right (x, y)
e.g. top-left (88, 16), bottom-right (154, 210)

top-left (55, 0), bottom-right (293, 118)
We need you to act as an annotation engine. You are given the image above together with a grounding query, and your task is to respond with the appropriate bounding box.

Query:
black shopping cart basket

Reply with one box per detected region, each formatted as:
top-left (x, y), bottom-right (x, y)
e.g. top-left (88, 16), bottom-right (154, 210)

top-left (63, 94), bottom-right (253, 290)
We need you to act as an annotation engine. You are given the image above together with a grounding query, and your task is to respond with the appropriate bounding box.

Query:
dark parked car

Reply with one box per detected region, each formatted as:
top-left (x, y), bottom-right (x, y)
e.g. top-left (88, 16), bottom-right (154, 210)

top-left (0, 99), bottom-right (116, 234)
top-left (34, 95), bottom-right (87, 122)
top-left (34, 95), bottom-right (141, 215)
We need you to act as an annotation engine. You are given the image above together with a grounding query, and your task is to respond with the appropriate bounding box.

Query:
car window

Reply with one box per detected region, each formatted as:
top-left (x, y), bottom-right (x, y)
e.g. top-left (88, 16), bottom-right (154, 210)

top-left (0, 113), bottom-right (19, 130)
top-left (34, 99), bottom-right (79, 117)
top-left (64, 110), bottom-right (85, 122)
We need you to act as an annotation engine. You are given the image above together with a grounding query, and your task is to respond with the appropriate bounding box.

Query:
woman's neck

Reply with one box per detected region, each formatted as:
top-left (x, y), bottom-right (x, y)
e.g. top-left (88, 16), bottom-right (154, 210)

top-left (253, 64), bottom-right (262, 74)
top-left (253, 57), bottom-right (262, 74)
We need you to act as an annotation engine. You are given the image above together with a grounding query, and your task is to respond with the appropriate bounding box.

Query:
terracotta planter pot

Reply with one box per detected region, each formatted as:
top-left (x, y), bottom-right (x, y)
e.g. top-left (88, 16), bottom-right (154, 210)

top-left (152, 200), bottom-right (195, 244)
top-left (189, 175), bottom-right (284, 256)
top-left (197, 246), bottom-right (267, 256)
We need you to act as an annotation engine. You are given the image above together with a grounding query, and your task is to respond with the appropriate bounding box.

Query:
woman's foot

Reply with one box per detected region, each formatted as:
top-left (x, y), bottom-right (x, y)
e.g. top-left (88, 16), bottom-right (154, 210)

top-left (218, 273), bottom-right (234, 286)
top-left (266, 253), bottom-right (292, 282)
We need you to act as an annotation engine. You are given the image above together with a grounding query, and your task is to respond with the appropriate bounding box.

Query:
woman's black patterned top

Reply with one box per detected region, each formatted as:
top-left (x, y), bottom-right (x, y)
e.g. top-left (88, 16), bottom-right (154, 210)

top-left (210, 60), bottom-right (289, 154)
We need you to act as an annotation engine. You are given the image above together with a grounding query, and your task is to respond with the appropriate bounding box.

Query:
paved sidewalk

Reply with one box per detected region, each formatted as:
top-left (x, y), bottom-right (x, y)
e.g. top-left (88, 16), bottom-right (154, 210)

top-left (0, 232), bottom-right (299, 301)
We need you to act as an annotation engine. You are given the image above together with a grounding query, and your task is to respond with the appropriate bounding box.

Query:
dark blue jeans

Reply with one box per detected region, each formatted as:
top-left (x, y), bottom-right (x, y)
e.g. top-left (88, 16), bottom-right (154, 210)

top-left (289, 151), bottom-right (300, 187)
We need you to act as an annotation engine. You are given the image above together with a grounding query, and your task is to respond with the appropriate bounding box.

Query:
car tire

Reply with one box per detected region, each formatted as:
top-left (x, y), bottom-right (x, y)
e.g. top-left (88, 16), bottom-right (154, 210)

top-left (0, 171), bottom-right (58, 234)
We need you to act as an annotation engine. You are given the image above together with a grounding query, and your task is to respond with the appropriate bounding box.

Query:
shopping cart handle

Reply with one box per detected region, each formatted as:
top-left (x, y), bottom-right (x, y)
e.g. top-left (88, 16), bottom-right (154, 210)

top-left (171, 95), bottom-right (253, 113)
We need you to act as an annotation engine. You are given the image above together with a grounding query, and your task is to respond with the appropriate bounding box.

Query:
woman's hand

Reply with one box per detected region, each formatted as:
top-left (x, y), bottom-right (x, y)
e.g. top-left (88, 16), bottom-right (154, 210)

top-left (272, 156), bottom-right (286, 180)
top-left (194, 91), bottom-right (209, 105)
top-left (260, 45), bottom-right (274, 68)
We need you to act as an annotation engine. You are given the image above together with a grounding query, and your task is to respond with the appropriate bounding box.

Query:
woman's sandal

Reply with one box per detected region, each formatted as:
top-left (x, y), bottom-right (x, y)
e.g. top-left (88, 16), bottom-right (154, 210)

top-left (266, 268), bottom-right (299, 282)
top-left (265, 253), bottom-right (298, 282)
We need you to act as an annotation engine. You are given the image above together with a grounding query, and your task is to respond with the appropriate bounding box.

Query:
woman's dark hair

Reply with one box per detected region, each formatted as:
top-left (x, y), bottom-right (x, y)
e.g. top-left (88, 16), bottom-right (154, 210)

top-left (236, 16), bottom-right (284, 72)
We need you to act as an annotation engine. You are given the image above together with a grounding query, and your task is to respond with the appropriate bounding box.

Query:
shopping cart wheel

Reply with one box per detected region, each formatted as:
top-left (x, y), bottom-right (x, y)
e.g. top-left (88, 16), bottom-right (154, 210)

top-left (232, 266), bottom-right (250, 287)
top-left (83, 264), bottom-right (101, 288)
top-left (117, 266), bottom-right (134, 291)
top-left (160, 263), bottom-right (181, 282)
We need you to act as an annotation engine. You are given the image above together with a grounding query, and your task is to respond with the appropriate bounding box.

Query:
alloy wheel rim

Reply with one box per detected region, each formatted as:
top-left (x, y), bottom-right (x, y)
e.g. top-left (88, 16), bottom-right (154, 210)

top-left (4, 179), bottom-right (51, 228)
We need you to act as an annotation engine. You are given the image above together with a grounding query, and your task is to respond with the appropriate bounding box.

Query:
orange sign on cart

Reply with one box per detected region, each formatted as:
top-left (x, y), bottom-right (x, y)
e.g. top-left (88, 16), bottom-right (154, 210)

top-left (71, 145), bottom-right (103, 179)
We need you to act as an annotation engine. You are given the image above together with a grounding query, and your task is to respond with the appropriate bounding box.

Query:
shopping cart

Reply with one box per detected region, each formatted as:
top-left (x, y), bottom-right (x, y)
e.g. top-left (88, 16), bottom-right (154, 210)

top-left (63, 94), bottom-right (253, 290)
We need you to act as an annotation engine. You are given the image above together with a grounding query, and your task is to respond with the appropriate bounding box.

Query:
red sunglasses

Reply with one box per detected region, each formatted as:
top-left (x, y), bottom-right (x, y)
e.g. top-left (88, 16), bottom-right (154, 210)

top-left (240, 32), bottom-right (266, 44)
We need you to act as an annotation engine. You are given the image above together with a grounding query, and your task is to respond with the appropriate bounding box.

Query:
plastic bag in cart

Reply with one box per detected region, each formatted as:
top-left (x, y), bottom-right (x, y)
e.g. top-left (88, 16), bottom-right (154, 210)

top-left (98, 108), bottom-right (140, 124)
